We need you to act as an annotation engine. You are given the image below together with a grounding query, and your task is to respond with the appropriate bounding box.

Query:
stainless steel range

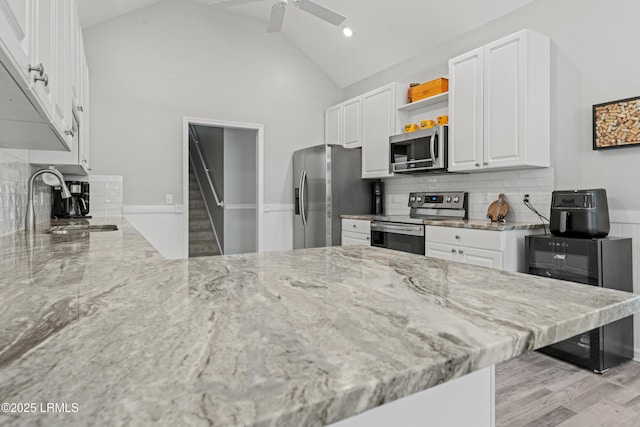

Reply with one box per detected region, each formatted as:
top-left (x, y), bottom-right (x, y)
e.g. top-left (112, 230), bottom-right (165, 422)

top-left (371, 191), bottom-right (468, 255)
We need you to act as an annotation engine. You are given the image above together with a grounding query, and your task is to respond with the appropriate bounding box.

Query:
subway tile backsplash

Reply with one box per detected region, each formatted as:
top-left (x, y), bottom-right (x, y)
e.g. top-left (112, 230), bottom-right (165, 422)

top-left (0, 149), bottom-right (51, 236)
top-left (383, 167), bottom-right (555, 224)
top-left (89, 175), bottom-right (123, 218)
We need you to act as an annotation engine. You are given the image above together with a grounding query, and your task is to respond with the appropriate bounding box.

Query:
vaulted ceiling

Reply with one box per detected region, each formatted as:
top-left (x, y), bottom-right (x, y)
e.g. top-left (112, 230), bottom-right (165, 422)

top-left (77, 0), bottom-right (535, 88)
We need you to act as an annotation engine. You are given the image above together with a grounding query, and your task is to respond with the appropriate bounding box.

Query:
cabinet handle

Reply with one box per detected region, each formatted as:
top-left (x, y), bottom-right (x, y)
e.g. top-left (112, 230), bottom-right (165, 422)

top-left (475, 163), bottom-right (480, 167)
top-left (65, 129), bottom-right (75, 137)
top-left (76, 105), bottom-right (84, 112)
top-left (33, 74), bottom-right (49, 87)
top-left (366, 236), bottom-right (370, 240)
top-left (455, 235), bottom-right (460, 240)
top-left (28, 63), bottom-right (44, 77)
top-left (483, 162), bottom-right (489, 166)
top-left (459, 250), bottom-right (464, 254)
top-left (353, 224), bottom-right (357, 228)
top-left (451, 248), bottom-right (456, 253)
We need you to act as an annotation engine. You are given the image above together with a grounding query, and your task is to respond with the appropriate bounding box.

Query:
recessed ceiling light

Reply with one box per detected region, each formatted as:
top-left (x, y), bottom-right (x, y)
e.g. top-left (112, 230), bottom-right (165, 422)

top-left (342, 27), bottom-right (353, 38)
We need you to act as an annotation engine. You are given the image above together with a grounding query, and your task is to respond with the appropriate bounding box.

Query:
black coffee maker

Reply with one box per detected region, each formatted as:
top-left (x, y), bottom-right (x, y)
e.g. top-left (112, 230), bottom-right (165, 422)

top-left (372, 180), bottom-right (384, 215)
top-left (52, 181), bottom-right (90, 218)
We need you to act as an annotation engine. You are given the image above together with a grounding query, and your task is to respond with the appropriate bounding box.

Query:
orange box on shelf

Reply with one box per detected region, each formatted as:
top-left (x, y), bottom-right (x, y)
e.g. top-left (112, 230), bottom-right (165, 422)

top-left (437, 115), bottom-right (449, 125)
top-left (407, 78), bottom-right (449, 103)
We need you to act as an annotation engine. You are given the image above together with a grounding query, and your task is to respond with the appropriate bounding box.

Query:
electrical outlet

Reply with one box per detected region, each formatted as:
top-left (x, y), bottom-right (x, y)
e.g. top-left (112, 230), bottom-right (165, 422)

top-left (523, 193), bottom-right (530, 203)
top-left (165, 193), bottom-right (173, 204)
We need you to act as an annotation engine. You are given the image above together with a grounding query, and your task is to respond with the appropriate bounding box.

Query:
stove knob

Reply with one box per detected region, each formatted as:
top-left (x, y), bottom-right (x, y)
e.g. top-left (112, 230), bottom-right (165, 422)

top-left (409, 196), bottom-right (416, 202)
top-left (417, 196), bottom-right (422, 203)
top-left (453, 196), bottom-right (460, 203)
top-left (446, 196), bottom-right (452, 203)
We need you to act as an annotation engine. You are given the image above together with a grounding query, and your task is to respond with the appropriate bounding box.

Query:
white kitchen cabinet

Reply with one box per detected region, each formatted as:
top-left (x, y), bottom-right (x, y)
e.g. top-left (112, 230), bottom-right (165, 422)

top-left (341, 219), bottom-right (371, 246)
top-left (0, 0), bottom-right (84, 151)
top-left (51, 0), bottom-right (72, 142)
top-left (324, 103), bottom-right (341, 145)
top-left (426, 242), bottom-right (502, 269)
top-left (448, 29), bottom-right (550, 172)
top-left (0, 0), bottom-right (32, 85)
top-left (29, 0), bottom-right (90, 173)
top-left (424, 225), bottom-right (541, 272)
top-left (361, 82), bottom-right (404, 179)
top-left (324, 95), bottom-right (362, 148)
top-left (342, 96), bottom-right (362, 148)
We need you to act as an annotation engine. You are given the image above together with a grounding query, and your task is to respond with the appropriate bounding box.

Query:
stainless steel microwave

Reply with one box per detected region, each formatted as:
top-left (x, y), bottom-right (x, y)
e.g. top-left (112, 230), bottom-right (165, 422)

top-left (389, 125), bottom-right (447, 173)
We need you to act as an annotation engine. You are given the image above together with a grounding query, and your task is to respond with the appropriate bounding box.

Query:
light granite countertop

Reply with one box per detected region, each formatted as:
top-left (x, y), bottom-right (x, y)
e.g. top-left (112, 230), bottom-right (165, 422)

top-left (341, 214), bottom-right (544, 231)
top-left (0, 218), bottom-right (638, 426)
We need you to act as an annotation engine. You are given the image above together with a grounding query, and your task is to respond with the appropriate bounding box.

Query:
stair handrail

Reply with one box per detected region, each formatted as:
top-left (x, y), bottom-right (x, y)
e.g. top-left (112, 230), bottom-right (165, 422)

top-left (189, 126), bottom-right (223, 208)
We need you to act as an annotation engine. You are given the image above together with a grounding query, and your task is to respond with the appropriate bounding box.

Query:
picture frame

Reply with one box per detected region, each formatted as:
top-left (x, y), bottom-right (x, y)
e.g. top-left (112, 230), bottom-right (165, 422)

top-left (593, 95), bottom-right (640, 150)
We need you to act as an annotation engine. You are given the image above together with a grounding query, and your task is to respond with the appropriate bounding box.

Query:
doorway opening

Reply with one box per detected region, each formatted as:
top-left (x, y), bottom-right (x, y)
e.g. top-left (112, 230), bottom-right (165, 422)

top-left (183, 117), bottom-right (264, 258)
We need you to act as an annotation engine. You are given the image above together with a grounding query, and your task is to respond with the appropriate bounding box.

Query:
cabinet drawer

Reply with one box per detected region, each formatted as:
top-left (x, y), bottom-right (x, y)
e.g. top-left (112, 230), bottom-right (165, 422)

top-left (425, 226), bottom-right (503, 251)
top-left (342, 231), bottom-right (371, 246)
top-left (342, 219), bottom-right (371, 234)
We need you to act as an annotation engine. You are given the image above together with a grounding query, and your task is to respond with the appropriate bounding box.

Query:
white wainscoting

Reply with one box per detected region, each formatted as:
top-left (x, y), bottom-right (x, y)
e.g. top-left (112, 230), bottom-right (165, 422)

top-left (609, 210), bottom-right (640, 360)
top-left (124, 204), bottom-right (294, 259)
top-left (123, 205), bottom-right (186, 260)
top-left (263, 204), bottom-right (294, 252)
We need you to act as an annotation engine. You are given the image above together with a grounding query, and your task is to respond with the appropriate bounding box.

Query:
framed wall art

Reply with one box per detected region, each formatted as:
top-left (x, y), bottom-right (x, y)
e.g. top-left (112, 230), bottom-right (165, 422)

top-left (593, 95), bottom-right (640, 150)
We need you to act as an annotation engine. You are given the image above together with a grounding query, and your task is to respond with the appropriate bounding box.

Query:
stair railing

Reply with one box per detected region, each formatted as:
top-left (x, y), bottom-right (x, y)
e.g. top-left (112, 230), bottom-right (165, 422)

top-left (188, 126), bottom-right (223, 255)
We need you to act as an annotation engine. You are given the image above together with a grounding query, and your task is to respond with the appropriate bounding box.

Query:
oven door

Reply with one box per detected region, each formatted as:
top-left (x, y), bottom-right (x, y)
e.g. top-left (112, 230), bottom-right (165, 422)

top-left (371, 222), bottom-right (425, 255)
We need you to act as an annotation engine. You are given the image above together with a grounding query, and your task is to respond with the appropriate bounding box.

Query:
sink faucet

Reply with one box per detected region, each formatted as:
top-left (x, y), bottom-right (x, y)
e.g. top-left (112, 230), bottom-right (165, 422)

top-left (26, 167), bottom-right (71, 232)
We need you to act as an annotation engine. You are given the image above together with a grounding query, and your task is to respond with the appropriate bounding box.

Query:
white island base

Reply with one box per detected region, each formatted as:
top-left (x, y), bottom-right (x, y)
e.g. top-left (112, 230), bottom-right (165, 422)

top-left (329, 366), bottom-right (495, 427)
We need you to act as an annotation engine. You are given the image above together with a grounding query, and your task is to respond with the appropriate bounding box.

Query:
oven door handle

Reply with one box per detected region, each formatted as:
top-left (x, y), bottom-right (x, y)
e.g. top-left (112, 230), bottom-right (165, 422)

top-left (371, 222), bottom-right (424, 236)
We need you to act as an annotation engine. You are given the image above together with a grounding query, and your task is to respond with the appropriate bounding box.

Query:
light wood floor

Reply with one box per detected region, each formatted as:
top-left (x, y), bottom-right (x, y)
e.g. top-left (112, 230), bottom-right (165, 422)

top-left (496, 352), bottom-right (640, 426)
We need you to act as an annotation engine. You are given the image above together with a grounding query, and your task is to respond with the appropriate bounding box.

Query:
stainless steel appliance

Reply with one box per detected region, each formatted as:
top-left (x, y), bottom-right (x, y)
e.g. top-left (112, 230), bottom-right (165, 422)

top-left (550, 189), bottom-right (610, 238)
top-left (371, 191), bottom-right (467, 255)
top-left (525, 235), bottom-right (633, 373)
top-left (53, 181), bottom-right (90, 218)
top-left (390, 125), bottom-right (447, 174)
top-left (293, 145), bottom-right (370, 249)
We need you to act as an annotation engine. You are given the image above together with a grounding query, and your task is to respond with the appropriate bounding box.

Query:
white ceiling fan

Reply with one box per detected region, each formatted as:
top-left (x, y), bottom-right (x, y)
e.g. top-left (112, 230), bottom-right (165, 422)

top-left (199, 0), bottom-right (346, 33)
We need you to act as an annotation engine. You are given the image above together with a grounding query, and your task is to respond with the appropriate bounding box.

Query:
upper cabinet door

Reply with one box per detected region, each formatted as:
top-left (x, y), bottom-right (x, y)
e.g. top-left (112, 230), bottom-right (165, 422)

top-left (0, 0), bottom-right (32, 84)
top-left (342, 96), bottom-right (362, 148)
top-left (361, 83), bottom-right (398, 179)
top-left (483, 32), bottom-right (526, 169)
top-left (324, 103), bottom-right (341, 145)
top-left (448, 47), bottom-right (484, 172)
top-left (30, 0), bottom-right (55, 121)
top-left (51, 0), bottom-right (71, 141)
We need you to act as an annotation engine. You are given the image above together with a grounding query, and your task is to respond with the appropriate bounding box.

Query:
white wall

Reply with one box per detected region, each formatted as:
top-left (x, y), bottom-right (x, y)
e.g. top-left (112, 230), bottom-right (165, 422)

top-left (83, 0), bottom-right (341, 208)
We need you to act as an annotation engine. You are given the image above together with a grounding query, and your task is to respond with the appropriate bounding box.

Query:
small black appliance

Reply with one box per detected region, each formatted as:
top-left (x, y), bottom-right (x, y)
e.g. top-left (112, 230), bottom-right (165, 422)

top-left (550, 189), bottom-right (610, 238)
top-left (53, 181), bottom-right (90, 218)
top-left (372, 180), bottom-right (384, 215)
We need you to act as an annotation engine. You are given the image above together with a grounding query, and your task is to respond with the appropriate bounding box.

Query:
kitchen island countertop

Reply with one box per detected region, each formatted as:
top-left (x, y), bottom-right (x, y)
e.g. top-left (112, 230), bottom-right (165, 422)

top-left (0, 218), bottom-right (638, 426)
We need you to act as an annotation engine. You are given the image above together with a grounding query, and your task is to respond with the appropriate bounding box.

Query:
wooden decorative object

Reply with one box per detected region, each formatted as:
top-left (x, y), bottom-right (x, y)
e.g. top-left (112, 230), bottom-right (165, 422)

top-left (487, 194), bottom-right (509, 223)
top-left (593, 95), bottom-right (640, 150)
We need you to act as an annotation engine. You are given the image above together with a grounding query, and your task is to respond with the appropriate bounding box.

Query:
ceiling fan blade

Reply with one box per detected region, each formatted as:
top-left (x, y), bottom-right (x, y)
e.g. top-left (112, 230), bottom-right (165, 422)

top-left (294, 0), bottom-right (345, 26)
top-left (266, 2), bottom-right (286, 33)
top-left (201, 0), bottom-right (264, 7)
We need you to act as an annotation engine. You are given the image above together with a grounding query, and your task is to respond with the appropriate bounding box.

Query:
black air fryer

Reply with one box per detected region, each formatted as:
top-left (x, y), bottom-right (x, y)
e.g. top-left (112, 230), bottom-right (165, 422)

top-left (549, 189), bottom-right (609, 238)
top-left (53, 181), bottom-right (90, 218)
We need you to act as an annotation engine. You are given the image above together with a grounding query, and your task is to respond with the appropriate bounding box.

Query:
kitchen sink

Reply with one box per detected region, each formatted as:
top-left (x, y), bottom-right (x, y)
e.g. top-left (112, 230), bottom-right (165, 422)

top-left (45, 224), bottom-right (118, 234)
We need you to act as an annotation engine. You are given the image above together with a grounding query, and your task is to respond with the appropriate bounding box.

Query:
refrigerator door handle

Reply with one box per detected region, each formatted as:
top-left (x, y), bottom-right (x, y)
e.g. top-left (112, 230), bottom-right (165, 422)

top-left (300, 170), bottom-right (307, 226)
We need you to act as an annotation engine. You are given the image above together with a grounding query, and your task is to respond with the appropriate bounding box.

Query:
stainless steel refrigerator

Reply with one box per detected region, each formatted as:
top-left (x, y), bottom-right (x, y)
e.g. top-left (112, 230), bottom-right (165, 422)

top-left (293, 145), bottom-right (371, 249)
